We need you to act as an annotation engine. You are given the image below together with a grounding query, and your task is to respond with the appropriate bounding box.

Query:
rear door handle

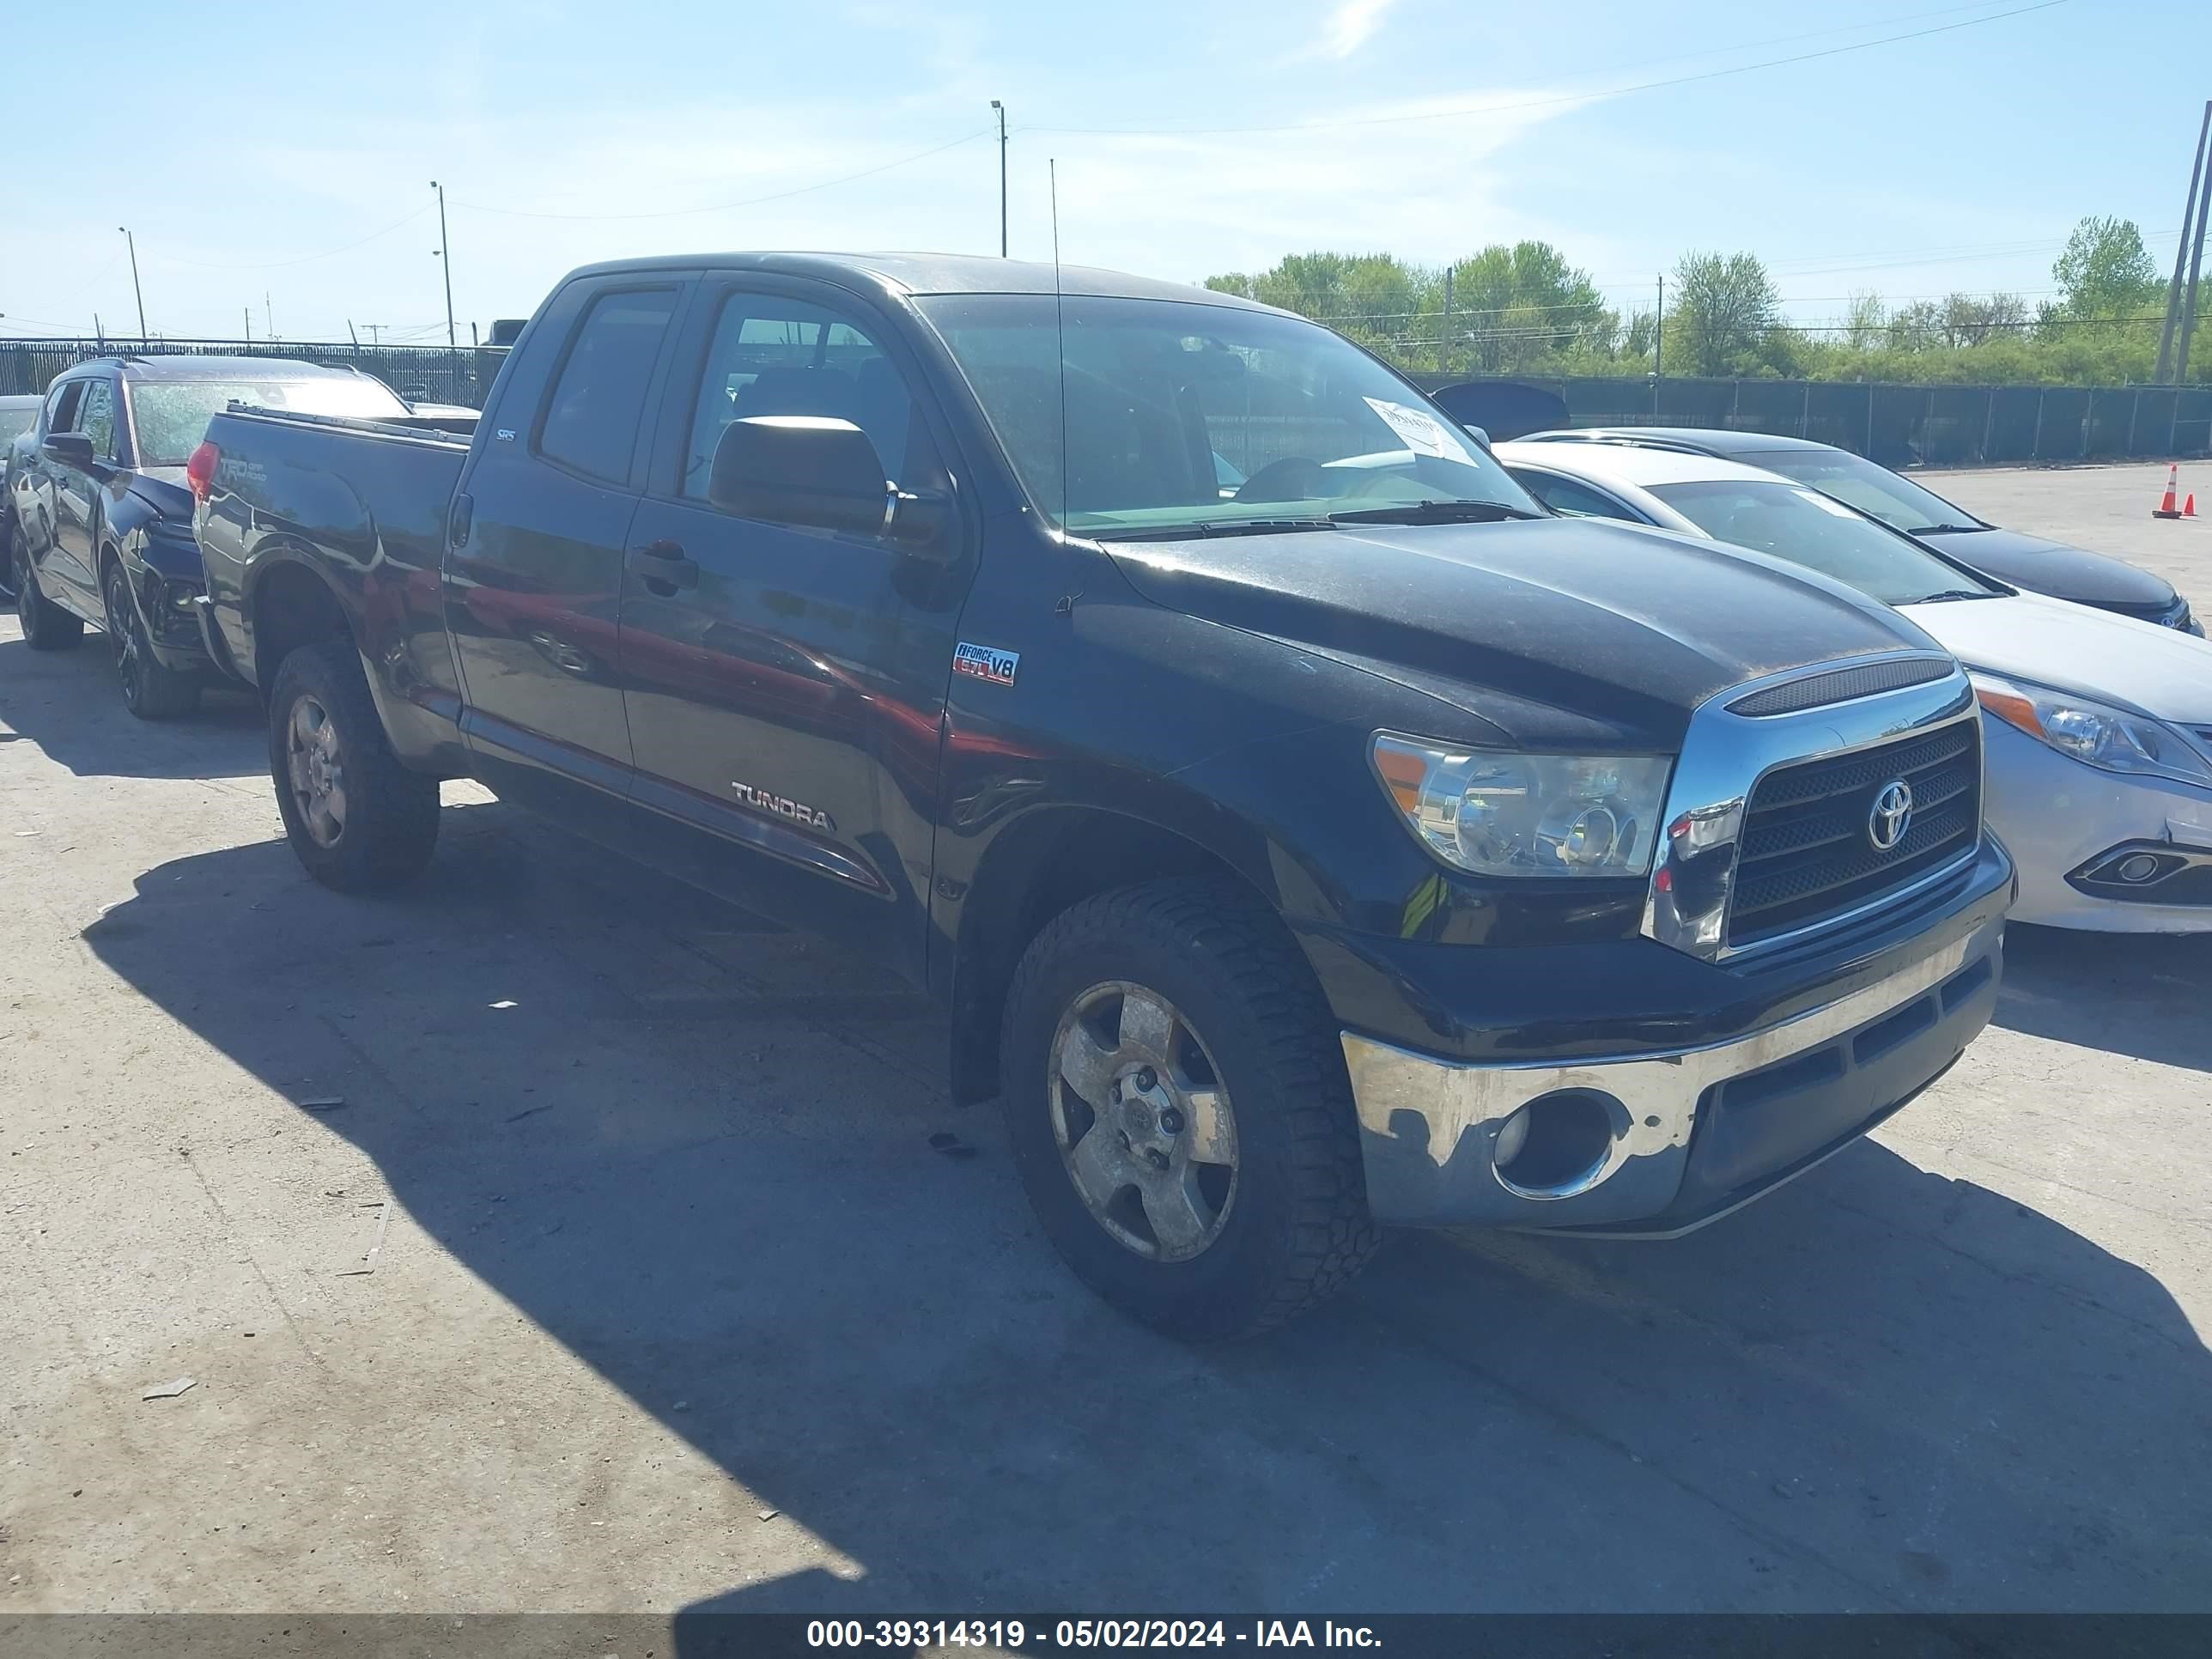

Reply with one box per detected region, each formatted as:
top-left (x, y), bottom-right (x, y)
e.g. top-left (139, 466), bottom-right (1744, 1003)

top-left (628, 538), bottom-right (698, 592)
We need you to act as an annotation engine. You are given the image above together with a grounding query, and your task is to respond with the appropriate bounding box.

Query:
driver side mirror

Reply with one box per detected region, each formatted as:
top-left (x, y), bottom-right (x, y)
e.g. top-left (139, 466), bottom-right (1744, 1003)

top-left (708, 416), bottom-right (951, 556)
top-left (1460, 423), bottom-right (1492, 449)
top-left (42, 431), bottom-right (97, 471)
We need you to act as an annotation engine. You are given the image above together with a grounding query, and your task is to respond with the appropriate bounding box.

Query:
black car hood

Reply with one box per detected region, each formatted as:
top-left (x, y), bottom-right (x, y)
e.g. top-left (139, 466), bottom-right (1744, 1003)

top-left (1916, 524), bottom-right (2175, 609)
top-left (125, 465), bottom-right (193, 520)
top-left (1102, 517), bottom-right (1936, 750)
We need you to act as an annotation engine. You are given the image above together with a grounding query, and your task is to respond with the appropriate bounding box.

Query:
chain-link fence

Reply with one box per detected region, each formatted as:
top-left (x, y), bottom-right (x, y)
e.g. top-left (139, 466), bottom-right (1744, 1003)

top-left (0, 338), bottom-right (507, 409)
top-left (1407, 373), bottom-right (2212, 467)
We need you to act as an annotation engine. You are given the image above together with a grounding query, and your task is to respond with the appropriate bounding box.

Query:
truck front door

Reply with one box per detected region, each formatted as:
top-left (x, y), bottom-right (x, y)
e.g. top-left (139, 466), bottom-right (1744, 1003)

top-left (444, 276), bottom-right (688, 835)
top-left (616, 278), bottom-right (975, 981)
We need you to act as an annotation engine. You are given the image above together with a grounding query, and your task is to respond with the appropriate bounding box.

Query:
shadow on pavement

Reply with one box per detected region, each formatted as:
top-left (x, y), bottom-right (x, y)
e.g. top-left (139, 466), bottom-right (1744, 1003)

top-left (1995, 922), bottom-right (2212, 1073)
top-left (78, 808), bottom-right (2212, 1620)
top-left (0, 633), bottom-right (262, 781)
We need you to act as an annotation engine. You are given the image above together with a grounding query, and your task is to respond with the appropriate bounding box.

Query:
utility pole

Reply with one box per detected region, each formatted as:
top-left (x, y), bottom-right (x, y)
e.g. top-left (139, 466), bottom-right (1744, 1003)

top-left (990, 102), bottom-right (1008, 257)
top-left (2177, 116), bottom-right (2212, 386)
top-left (2155, 101), bottom-right (2212, 383)
top-left (265, 293), bottom-right (275, 340)
top-left (365, 324), bottom-right (384, 346)
top-left (1655, 273), bottom-right (1665, 376)
top-left (348, 321), bottom-right (360, 347)
top-left (118, 228), bottom-right (148, 343)
top-left (430, 180), bottom-right (457, 347)
top-left (244, 307), bottom-right (252, 343)
top-left (1442, 267), bottom-right (1455, 376)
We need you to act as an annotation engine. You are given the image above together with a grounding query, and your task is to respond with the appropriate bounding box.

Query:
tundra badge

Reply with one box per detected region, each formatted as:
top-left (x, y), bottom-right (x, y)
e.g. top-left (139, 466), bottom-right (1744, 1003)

top-left (953, 642), bottom-right (1019, 687)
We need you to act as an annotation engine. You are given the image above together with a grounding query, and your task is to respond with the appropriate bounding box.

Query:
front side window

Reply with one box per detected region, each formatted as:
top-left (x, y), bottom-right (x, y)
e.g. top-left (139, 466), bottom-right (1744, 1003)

top-left (538, 287), bottom-right (681, 483)
top-left (1649, 480), bottom-right (2002, 607)
top-left (1510, 470), bottom-right (1643, 522)
top-left (1740, 449), bottom-right (1981, 536)
top-left (680, 294), bottom-right (932, 501)
top-left (78, 381), bottom-right (118, 461)
top-left (126, 377), bottom-right (410, 468)
top-left (915, 294), bottom-right (1537, 536)
top-left (45, 380), bottom-right (86, 435)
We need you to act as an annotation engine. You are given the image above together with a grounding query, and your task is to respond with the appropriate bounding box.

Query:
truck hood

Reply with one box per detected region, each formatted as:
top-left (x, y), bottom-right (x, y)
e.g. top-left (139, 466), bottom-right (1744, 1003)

top-left (1916, 524), bottom-right (2176, 610)
top-left (1101, 517), bottom-right (1939, 749)
top-left (1899, 588), bottom-right (2212, 724)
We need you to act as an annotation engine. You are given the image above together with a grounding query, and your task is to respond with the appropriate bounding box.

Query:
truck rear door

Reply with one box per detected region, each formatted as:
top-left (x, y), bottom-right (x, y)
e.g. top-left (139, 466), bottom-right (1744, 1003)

top-left (443, 275), bottom-right (690, 836)
top-left (615, 276), bottom-right (975, 981)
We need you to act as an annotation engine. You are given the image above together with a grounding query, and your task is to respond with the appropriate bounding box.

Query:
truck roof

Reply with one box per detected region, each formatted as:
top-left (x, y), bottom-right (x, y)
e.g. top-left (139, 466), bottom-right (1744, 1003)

top-left (560, 251), bottom-right (1280, 312)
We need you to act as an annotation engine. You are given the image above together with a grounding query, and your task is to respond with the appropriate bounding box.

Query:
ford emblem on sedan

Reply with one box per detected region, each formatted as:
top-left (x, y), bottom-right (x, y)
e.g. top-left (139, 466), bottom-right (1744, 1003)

top-left (1869, 780), bottom-right (1914, 851)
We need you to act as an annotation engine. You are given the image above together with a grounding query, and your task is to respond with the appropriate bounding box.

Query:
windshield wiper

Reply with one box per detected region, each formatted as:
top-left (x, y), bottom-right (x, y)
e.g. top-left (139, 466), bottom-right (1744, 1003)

top-left (1109, 518), bottom-right (1340, 540)
top-left (1911, 587), bottom-right (2000, 604)
top-left (1906, 522), bottom-right (1984, 535)
top-left (1329, 499), bottom-right (1541, 526)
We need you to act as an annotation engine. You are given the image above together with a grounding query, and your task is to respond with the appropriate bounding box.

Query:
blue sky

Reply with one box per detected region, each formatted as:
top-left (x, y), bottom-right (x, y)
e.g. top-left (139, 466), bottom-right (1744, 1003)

top-left (3, 0), bottom-right (2205, 343)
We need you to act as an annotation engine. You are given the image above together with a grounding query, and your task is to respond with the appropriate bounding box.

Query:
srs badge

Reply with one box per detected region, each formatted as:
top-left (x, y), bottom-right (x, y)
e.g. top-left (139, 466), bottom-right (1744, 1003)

top-left (953, 641), bottom-right (1019, 687)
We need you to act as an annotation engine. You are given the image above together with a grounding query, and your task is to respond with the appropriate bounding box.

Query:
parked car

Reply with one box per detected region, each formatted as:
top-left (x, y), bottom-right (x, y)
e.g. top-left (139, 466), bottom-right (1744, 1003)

top-left (1498, 441), bottom-right (2212, 931)
top-left (0, 393), bottom-right (40, 600)
top-left (1518, 427), bottom-right (2199, 634)
top-left (191, 252), bottom-right (2010, 1336)
top-left (6, 356), bottom-right (412, 715)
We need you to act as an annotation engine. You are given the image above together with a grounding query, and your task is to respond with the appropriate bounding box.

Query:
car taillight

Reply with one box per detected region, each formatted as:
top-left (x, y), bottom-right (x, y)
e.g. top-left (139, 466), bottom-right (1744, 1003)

top-left (186, 441), bottom-right (219, 503)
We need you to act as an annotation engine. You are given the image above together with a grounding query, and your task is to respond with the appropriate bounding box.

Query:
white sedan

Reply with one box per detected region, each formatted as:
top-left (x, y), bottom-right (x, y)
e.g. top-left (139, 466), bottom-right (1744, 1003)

top-left (1493, 441), bottom-right (2212, 933)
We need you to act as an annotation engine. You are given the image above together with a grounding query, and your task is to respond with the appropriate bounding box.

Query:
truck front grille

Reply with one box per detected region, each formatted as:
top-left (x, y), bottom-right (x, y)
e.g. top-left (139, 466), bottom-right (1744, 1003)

top-left (1728, 720), bottom-right (1981, 949)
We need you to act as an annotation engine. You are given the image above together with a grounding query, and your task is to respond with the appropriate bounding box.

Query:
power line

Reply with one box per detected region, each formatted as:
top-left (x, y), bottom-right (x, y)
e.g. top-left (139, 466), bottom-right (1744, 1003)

top-left (154, 204), bottom-right (435, 271)
top-left (461, 126), bottom-right (996, 222)
top-left (1022, 1), bottom-right (2068, 137)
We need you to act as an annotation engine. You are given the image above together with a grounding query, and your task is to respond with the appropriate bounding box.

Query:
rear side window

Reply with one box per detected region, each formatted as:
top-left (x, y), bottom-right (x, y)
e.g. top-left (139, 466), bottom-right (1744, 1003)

top-left (538, 287), bottom-right (680, 483)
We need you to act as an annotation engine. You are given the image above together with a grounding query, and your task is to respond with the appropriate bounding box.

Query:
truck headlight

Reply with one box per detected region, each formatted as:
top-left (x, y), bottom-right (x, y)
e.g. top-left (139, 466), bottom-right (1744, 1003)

top-left (1972, 672), bottom-right (2212, 787)
top-left (1370, 735), bottom-right (1673, 878)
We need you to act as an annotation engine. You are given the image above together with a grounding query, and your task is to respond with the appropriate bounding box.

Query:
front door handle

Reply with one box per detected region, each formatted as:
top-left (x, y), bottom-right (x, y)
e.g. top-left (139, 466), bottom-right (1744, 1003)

top-left (628, 538), bottom-right (698, 592)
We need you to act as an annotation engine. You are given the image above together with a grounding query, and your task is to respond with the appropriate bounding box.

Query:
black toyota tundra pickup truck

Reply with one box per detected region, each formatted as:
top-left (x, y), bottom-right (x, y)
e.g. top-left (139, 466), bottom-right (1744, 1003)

top-left (192, 252), bottom-right (2013, 1337)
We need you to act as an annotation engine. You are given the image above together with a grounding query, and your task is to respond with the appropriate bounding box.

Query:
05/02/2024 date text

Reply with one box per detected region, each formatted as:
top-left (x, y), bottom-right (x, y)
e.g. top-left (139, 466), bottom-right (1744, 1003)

top-left (806, 1620), bottom-right (1384, 1650)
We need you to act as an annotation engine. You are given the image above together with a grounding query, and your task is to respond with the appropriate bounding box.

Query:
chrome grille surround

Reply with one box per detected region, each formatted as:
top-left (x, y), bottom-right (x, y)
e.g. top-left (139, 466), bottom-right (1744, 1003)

top-left (1643, 653), bottom-right (1982, 963)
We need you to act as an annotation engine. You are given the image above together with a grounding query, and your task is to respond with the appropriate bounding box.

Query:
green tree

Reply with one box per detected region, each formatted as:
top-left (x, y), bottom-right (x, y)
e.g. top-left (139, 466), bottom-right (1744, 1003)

top-left (1204, 253), bottom-right (1425, 351)
top-left (1669, 252), bottom-right (1782, 375)
top-left (1441, 241), bottom-right (1614, 374)
top-left (2050, 216), bottom-right (2160, 318)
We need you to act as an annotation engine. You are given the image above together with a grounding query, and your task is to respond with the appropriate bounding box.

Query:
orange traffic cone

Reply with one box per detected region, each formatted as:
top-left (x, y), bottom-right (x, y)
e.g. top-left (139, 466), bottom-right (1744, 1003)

top-left (2186, 492), bottom-right (2199, 520)
top-left (2154, 465), bottom-right (2181, 519)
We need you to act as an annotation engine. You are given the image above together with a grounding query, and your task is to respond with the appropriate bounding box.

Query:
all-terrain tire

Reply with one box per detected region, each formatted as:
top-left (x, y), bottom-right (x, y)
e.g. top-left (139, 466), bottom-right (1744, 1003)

top-left (1000, 878), bottom-right (1380, 1340)
top-left (268, 640), bottom-right (441, 891)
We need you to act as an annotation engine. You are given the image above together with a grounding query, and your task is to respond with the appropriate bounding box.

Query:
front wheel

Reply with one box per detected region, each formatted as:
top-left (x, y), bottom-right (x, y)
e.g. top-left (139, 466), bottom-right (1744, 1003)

top-left (13, 533), bottom-right (84, 652)
top-left (268, 640), bottom-right (441, 891)
top-left (1000, 878), bottom-right (1380, 1340)
top-left (105, 561), bottom-right (199, 720)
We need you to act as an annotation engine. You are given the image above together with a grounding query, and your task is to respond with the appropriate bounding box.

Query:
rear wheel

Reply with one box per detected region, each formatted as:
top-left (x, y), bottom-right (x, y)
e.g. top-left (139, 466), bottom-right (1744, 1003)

top-left (268, 640), bottom-right (441, 891)
top-left (104, 561), bottom-right (199, 720)
top-left (1000, 878), bottom-right (1379, 1340)
top-left (13, 534), bottom-right (83, 652)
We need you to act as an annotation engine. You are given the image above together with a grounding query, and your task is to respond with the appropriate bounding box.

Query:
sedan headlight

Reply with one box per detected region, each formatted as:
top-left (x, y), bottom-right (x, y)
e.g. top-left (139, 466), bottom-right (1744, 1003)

top-left (1371, 735), bottom-right (1673, 878)
top-left (1972, 672), bottom-right (2212, 787)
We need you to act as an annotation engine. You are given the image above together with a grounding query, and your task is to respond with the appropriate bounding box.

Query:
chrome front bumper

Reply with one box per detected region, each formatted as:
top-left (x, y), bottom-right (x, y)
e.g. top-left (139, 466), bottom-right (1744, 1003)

top-left (1344, 916), bottom-right (2005, 1231)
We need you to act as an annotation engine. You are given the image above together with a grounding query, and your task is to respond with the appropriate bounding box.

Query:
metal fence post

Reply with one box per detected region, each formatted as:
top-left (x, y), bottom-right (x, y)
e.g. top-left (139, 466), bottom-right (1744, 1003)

top-left (1866, 384), bottom-right (1875, 456)
top-left (1980, 389), bottom-right (1996, 465)
top-left (2031, 388), bottom-right (2046, 460)
top-left (1800, 382), bottom-right (1811, 438)
top-left (2127, 390), bottom-right (2140, 458)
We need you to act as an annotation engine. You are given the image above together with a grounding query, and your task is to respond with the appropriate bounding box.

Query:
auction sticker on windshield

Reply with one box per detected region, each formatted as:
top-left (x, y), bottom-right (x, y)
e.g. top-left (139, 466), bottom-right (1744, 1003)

top-left (1363, 397), bottom-right (1472, 462)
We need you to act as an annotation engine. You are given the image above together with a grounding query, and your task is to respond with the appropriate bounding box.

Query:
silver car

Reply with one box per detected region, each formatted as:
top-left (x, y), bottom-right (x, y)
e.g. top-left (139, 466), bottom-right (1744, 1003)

top-left (1496, 441), bottom-right (2212, 933)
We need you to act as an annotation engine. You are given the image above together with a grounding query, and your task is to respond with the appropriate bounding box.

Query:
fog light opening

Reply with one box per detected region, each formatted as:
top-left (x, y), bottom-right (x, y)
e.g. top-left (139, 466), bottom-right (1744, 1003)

top-left (1492, 1090), bottom-right (1623, 1200)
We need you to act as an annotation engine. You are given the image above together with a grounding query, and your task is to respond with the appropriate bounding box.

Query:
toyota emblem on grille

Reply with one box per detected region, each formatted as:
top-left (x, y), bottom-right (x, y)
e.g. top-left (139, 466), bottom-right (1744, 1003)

top-left (1868, 780), bottom-right (1914, 851)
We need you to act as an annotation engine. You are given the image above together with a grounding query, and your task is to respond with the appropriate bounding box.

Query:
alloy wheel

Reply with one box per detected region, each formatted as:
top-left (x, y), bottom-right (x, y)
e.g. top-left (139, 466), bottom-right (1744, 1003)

top-left (286, 696), bottom-right (348, 848)
top-left (1048, 981), bottom-right (1241, 1262)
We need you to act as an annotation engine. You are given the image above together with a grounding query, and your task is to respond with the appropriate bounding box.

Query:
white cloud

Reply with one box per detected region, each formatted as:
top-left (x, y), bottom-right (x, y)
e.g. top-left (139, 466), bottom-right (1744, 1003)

top-left (1323, 0), bottom-right (1397, 58)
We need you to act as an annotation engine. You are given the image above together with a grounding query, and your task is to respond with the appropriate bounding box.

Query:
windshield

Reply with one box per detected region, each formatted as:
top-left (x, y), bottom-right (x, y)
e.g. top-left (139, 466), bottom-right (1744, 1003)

top-left (1649, 479), bottom-right (2003, 606)
top-left (1738, 448), bottom-right (1979, 535)
top-left (0, 404), bottom-right (37, 446)
top-left (128, 377), bottom-right (410, 467)
top-left (915, 294), bottom-right (1538, 535)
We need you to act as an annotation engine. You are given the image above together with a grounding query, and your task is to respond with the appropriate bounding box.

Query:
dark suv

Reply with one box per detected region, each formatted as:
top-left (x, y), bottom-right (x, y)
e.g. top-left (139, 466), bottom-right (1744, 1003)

top-left (1521, 428), bottom-right (2198, 633)
top-left (6, 356), bottom-right (412, 715)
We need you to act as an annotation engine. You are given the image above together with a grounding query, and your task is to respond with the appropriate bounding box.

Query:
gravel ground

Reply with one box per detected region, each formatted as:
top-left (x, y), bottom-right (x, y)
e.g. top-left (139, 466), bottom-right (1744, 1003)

top-left (3, 465), bottom-right (2209, 1626)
